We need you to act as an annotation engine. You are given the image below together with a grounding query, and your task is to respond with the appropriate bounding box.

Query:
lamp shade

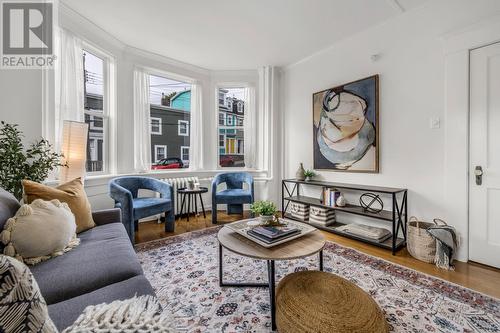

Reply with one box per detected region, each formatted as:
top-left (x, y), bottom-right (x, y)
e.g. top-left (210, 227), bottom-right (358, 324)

top-left (60, 120), bottom-right (89, 184)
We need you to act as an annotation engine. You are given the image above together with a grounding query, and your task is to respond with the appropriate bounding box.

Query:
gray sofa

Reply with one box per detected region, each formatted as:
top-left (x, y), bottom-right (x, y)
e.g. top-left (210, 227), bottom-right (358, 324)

top-left (0, 188), bottom-right (155, 331)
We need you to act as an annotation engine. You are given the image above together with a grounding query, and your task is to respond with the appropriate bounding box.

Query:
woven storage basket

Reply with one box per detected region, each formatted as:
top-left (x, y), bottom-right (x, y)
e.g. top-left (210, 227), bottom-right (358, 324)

top-left (407, 216), bottom-right (439, 263)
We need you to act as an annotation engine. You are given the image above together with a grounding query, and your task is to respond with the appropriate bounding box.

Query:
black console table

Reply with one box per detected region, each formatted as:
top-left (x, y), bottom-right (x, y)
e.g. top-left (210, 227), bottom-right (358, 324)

top-left (281, 179), bottom-right (407, 254)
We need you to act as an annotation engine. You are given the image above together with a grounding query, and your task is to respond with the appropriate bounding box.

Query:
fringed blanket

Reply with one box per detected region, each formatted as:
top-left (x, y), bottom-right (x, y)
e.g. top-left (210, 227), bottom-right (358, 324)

top-left (427, 225), bottom-right (460, 270)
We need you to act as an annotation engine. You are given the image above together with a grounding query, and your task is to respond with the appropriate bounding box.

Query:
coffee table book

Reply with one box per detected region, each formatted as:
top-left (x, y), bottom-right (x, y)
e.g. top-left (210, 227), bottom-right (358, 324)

top-left (225, 218), bottom-right (317, 248)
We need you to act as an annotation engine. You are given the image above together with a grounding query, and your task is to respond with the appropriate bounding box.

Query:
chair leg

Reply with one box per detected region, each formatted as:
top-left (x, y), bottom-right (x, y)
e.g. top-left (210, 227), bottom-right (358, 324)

top-left (212, 204), bottom-right (217, 224)
top-left (134, 220), bottom-right (139, 231)
top-left (164, 209), bottom-right (175, 232)
top-left (227, 204), bottom-right (243, 215)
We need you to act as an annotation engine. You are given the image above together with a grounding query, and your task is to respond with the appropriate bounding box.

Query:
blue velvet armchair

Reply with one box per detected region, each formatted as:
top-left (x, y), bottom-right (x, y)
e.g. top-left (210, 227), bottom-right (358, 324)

top-left (211, 172), bottom-right (254, 224)
top-left (109, 176), bottom-right (174, 243)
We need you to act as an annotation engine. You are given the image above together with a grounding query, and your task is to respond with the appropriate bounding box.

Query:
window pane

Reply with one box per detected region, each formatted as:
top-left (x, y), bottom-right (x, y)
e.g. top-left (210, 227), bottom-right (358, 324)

top-left (83, 50), bottom-right (105, 173)
top-left (218, 88), bottom-right (245, 168)
top-left (149, 75), bottom-right (191, 169)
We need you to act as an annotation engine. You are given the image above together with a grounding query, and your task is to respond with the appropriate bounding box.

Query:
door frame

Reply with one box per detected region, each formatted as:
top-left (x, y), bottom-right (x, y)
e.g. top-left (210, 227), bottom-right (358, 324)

top-left (444, 15), bottom-right (500, 262)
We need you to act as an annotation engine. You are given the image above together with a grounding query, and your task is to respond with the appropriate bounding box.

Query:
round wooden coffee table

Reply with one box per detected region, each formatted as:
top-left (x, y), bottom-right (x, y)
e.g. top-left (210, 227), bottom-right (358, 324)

top-left (217, 223), bottom-right (326, 331)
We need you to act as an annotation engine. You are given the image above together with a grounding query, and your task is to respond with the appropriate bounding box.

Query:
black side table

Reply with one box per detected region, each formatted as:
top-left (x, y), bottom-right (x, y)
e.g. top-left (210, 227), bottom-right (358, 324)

top-left (177, 187), bottom-right (208, 221)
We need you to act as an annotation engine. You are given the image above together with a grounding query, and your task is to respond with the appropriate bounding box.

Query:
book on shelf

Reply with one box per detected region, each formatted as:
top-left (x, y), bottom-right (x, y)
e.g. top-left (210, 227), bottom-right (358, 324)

top-left (322, 187), bottom-right (341, 207)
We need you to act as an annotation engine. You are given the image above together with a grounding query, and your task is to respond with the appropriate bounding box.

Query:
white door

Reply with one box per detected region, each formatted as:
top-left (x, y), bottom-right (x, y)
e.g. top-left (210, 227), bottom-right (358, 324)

top-left (469, 42), bottom-right (500, 268)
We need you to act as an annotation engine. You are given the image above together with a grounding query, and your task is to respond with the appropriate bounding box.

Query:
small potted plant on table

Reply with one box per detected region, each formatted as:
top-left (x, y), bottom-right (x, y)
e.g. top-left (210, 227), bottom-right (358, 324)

top-left (250, 200), bottom-right (277, 224)
top-left (304, 170), bottom-right (315, 181)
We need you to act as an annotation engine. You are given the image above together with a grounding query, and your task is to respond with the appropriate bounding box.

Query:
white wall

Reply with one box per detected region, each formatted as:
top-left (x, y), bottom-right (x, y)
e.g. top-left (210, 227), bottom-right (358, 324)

top-left (0, 70), bottom-right (44, 143)
top-left (282, 0), bottom-right (500, 261)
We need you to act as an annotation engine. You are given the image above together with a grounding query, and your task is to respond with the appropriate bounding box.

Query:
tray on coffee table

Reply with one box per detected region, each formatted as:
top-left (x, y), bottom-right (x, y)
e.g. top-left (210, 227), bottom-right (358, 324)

top-left (225, 218), bottom-right (317, 248)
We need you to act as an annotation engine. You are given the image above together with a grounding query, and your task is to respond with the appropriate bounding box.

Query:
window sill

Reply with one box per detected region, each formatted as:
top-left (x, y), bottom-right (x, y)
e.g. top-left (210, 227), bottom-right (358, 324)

top-left (58, 168), bottom-right (272, 188)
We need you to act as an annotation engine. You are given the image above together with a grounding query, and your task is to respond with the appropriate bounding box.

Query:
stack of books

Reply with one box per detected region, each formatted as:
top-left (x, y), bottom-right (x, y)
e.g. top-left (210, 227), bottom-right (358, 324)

top-left (322, 187), bottom-right (341, 207)
top-left (309, 206), bottom-right (336, 226)
top-left (247, 225), bottom-right (301, 245)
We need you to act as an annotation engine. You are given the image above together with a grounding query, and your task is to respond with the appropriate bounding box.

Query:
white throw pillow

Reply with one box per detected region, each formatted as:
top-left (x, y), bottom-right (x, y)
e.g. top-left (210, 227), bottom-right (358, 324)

top-left (1, 199), bottom-right (80, 265)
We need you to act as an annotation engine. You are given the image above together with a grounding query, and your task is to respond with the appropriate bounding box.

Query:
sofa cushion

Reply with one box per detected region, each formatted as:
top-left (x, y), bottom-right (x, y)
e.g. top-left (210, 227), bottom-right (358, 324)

top-left (48, 275), bottom-right (155, 331)
top-left (215, 189), bottom-right (253, 204)
top-left (29, 222), bottom-right (143, 305)
top-left (0, 188), bottom-right (20, 252)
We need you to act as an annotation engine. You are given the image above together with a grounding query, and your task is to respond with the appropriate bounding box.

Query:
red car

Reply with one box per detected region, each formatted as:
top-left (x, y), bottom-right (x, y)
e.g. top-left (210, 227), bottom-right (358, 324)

top-left (219, 155), bottom-right (235, 167)
top-left (152, 158), bottom-right (184, 170)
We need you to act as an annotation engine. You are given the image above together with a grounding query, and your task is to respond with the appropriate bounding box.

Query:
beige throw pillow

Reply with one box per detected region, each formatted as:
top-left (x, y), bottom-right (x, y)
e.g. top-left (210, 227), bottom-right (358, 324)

top-left (23, 177), bottom-right (95, 233)
top-left (1, 199), bottom-right (80, 265)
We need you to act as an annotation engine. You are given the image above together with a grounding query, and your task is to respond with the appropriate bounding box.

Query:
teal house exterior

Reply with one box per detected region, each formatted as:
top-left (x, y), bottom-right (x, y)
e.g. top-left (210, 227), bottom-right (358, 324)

top-left (171, 90), bottom-right (191, 111)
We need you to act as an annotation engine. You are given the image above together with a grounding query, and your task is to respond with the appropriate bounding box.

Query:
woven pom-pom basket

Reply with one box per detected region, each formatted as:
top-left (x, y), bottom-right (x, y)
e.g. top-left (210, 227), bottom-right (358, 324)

top-left (407, 216), bottom-right (438, 263)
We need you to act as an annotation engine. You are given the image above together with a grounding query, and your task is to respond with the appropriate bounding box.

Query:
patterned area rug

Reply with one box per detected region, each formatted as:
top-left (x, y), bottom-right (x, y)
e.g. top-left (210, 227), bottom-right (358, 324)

top-left (136, 227), bottom-right (500, 333)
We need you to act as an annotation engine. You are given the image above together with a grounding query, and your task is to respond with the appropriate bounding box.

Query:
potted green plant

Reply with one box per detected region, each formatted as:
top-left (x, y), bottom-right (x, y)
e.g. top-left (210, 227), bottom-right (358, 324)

top-left (0, 121), bottom-right (66, 200)
top-left (304, 169), bottom-right (315, 181)
top-left (250, 200), bottom-right (277, 224)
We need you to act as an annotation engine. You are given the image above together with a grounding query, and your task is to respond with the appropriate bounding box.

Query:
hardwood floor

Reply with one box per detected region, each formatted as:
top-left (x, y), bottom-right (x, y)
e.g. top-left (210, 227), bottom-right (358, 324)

top-left (136, 211), bottom-right (500, 299)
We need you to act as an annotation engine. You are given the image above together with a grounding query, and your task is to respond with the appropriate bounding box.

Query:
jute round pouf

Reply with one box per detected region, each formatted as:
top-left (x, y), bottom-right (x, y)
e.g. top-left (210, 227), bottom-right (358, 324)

top-left (276, 271), bottom-right (388, 333)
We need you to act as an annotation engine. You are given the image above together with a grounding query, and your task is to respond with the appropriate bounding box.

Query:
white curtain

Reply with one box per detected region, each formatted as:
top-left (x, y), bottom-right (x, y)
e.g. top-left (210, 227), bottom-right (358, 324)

top-left (54, 28), bottom-right (84, 153)
top-left (133, 70), bottom-right (151, 172)
top-left (189, 82), bottom-right (203, 170)
top-left (244, 86), bottom-right (256, 169)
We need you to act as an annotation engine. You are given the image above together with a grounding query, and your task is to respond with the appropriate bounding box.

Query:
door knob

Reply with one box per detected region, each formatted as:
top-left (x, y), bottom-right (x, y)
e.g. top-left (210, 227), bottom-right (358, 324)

top-left (474, 166), bottom-right (483, 185)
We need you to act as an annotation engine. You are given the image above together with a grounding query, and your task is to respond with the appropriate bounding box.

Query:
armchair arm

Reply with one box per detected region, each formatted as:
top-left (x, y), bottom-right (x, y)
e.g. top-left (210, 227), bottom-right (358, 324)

top-left (92, 208), bottom-right (122, 226)
top-left (109, 181), bottom-right (134, 237)
top-left (212, 174), bottom-right (223, 200)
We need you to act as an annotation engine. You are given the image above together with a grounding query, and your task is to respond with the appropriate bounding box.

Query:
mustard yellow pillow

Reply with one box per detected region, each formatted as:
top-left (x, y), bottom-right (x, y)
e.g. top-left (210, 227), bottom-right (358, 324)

top-left (22, 178), bottom-right (95, 233)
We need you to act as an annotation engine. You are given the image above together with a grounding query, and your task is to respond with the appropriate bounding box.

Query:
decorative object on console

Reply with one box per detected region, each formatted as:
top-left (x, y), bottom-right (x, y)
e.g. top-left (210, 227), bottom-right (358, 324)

top-left (0, 255), bottom-right (58, 333)
top-left (295, 163), bottom-right (306, 181)
top-left (407, 216), bottom-right (437, 264)
top-left (1, 199), bottom-right (79, 265)
top-left (335, 223), bottom-right (391, 243)
top-left (290, 202), bottom-right (309, 221)
top-left (313, 75), bottom-right (379, 172)
top-left (359, 192), bottom-right (384, 213)
top-left (303, 169), bottom-right (315, 181)
top-left (59, 121), bottom-right (89, 184)
top-left (0, 121), bottom-right (66, 200)
top-left (250, 200), bottom-right (277, 224)
top-left (335, 193), bottom-right (346, 207)
top-left (63, 295), bottom-right (176, 333)
top-left (23, 177), bottom-right (95, 233)
top-left (309, 206), bottom-right (336, 226)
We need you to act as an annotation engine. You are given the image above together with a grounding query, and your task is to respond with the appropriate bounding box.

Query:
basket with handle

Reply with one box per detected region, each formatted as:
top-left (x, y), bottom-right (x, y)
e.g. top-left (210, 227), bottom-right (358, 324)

top-left (407, 216), bottom-right (447, 263)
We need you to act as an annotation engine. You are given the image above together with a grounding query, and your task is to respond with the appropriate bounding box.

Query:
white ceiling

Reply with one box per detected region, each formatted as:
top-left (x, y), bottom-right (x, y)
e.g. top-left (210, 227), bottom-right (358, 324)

top-left (61, 0), bottom-right (428, 70)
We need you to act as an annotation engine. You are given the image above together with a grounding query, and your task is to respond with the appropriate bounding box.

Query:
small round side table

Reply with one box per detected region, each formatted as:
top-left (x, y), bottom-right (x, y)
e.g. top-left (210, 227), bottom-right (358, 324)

top-left (177, 187), bottom-right (208, 221)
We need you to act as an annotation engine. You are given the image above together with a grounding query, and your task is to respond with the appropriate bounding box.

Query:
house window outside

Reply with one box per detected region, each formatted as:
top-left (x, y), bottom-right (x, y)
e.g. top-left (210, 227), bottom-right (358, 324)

top-left (178, 120), bottom-right (189, 136)
top-left (149, 74), bottom-right (191, 169)
top-left (180, 146), bottom-right (190, 164)
top-left (83, 50), bottom-right (107, 173)
top-left (151, 117), bottom-right (162, 135)
top-left (154, 145), bottom-right (167, 162)
top-left (218, 87), bottom-right (245, 168)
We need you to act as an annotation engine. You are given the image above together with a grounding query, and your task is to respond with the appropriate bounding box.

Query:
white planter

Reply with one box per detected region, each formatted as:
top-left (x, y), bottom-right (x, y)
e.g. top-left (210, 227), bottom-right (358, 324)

top-left (259, 215), bottom-right (274, 224)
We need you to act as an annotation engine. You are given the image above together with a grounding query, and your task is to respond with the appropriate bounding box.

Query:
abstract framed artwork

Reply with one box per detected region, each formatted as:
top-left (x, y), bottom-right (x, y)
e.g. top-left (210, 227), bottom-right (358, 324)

top-left (313, 74), bottom-right (379, 173)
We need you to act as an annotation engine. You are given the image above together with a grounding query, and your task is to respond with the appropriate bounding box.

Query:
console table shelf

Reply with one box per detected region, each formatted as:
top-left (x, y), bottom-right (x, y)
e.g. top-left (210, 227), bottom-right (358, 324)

top-left (281, 179), bottom-right (408, 254)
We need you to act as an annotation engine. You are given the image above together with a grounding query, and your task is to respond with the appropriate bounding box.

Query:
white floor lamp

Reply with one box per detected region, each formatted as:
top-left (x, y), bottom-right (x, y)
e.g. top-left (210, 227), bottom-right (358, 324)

top-left (60, 120), bottom-right (89, 184)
